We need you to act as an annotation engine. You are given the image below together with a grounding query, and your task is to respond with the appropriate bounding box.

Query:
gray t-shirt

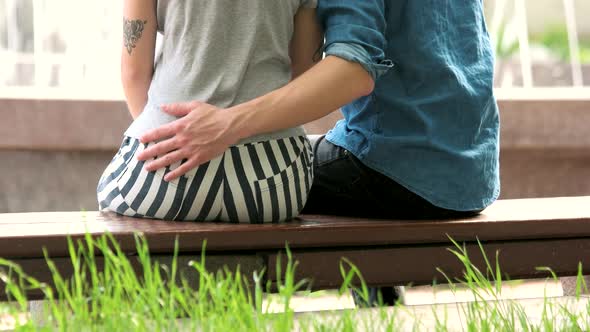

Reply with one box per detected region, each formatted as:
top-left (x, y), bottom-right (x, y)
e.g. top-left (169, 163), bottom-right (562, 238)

top-left (125, 0), bottom-right (317, 144)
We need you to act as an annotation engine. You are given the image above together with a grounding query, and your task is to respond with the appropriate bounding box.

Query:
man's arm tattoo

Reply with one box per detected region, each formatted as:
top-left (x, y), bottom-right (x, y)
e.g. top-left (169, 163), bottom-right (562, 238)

top-left (123, 18), bottom-right (148, 55)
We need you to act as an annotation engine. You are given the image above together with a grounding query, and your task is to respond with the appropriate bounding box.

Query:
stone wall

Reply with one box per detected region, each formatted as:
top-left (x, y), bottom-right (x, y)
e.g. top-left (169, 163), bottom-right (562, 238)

top-left (1, 96), bottom-right (589, 213)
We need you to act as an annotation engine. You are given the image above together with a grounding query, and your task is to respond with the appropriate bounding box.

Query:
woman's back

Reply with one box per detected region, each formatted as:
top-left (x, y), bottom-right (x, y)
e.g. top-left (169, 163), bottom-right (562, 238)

top-left (125, 0), bottom-right (316, 144)
top-left (98, 0), bottom-right (318, 223)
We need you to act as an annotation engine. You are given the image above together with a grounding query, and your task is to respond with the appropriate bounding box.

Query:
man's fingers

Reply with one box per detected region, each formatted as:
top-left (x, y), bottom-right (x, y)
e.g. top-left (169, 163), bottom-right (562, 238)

top-left (162, 101), bottom-right (203, 117)
top-left (137, 138), bottom-right (179, 162)
top-left (144, 149), bottom-right (186, 172)
top-left (164, 158), bottom-right (199, 182)
top-left (139, 122), bottom-right (178, 144)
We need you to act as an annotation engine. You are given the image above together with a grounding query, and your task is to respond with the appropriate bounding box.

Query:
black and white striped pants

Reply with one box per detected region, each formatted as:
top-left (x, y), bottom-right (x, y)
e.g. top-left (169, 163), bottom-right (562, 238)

top-left (97, 136), bottom-right (313, 223)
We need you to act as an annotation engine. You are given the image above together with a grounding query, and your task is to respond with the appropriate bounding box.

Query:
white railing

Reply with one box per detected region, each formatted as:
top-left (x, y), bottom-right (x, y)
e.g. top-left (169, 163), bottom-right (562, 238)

top-left (490, 0), bottom-right (587, 88)
top-left (0, 0), bottom-right (123, 98)
top-left (0, 0), bottom-right (588, 99)
top-left (563, 0), bottom-right (583, 86)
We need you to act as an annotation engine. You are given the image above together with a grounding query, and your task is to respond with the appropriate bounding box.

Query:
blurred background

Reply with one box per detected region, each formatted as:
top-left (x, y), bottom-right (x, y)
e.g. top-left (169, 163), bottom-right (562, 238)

top-left (0, 0), bottom-right (589, 212)
top-left (0, 0), bottom-right (122, 97)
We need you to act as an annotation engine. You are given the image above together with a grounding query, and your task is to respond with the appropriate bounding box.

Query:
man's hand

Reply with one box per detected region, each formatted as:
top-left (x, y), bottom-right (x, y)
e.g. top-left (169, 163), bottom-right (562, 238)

top-left (136, 56), bottom-right (375, 182)
top-left (136, 101), bottom-right (241, 181)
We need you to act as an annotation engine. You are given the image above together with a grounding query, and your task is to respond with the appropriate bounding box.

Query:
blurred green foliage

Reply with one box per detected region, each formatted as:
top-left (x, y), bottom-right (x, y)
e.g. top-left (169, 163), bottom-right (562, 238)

top-left (531, 25), bottom-right (590, 63)
top-left (494, 20), bottom-right (520, 60)
top-left (494, 22), bottom-right (590, 64)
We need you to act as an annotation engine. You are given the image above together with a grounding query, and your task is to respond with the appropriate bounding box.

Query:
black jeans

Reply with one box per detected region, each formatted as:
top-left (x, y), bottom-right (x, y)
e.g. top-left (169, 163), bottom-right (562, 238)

top-left (301, 135), bottom-right (481, 306)
top-left (302, 135), bottom-right (481, 219)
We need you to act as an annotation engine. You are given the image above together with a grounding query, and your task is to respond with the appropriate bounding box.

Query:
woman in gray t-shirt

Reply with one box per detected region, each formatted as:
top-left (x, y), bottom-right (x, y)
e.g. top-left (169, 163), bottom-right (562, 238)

top-left (97, 0), bottom-right (321, 223)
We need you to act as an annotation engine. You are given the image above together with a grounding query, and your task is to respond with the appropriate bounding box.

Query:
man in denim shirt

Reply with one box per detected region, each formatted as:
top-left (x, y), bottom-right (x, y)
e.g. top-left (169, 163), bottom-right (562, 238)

top-left (302, 1), bottom-right (500, 219)
top-left (138, 0), bottom-right (500, 305)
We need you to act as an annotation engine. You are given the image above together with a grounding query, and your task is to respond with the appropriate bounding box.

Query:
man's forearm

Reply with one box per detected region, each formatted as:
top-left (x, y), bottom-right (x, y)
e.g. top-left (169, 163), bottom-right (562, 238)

top-left (230, 55), bottom-right (374, 140)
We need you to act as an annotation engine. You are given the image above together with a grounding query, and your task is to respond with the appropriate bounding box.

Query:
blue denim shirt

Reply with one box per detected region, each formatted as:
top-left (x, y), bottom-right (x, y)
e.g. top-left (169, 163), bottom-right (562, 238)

top-left (318, 0), bottom-right (500, 211)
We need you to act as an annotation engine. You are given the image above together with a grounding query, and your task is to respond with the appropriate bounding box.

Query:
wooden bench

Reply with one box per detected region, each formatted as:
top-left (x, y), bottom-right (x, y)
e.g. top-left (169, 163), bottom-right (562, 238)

top-left (1, 196), bottom-right (590, 300)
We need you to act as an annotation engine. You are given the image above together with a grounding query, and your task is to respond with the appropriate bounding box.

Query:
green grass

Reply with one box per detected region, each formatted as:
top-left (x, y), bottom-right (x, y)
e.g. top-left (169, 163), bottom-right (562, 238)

top-left (0, 234), bottom-right (588, 331)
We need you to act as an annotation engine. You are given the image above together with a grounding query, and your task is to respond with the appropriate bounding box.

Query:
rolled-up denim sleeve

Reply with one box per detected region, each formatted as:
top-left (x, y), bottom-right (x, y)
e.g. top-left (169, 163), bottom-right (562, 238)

top-left (318, 0), bottom-right (393, 81)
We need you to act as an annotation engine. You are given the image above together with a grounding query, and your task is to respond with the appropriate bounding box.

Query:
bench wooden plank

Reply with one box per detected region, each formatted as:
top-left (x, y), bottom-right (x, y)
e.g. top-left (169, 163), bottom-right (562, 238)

top-left (1, 196), bottom-right (589, 299)
top-left (6, 238), bottom-right (590, 299)
top-left (0, 197), bottom-right (589, 258)
top-left (268, 238), bottom-right (590, 289)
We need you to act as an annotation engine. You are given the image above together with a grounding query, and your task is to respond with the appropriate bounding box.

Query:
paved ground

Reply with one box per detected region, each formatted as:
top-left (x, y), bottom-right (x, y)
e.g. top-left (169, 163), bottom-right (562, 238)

top-left (284, 279), bottom-right (590, 330)
top-left (293, 296), bottom-right (590, 331)
top-left (266, 278), bottom-right (564, 313)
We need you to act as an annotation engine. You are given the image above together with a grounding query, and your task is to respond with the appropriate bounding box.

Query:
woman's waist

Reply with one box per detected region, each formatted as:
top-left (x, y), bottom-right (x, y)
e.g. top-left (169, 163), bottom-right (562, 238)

top-left (124, 102), bottom-right (306, 145)
top-left (149, 67), bottom-right (291, 106)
